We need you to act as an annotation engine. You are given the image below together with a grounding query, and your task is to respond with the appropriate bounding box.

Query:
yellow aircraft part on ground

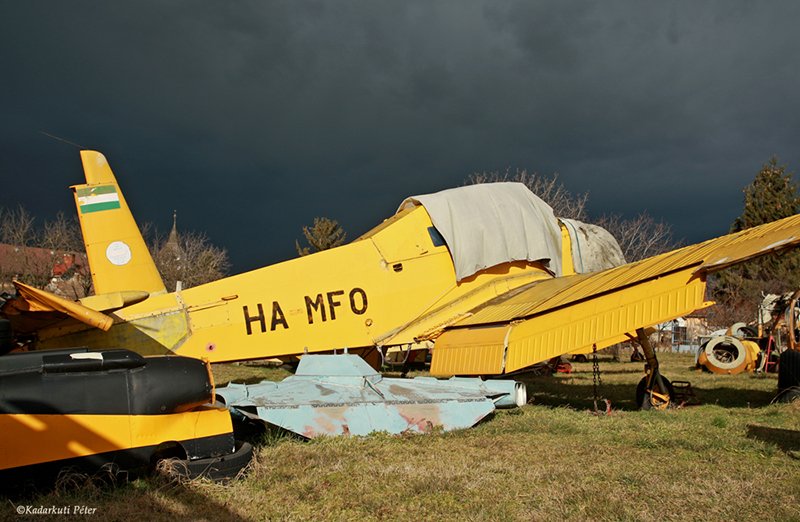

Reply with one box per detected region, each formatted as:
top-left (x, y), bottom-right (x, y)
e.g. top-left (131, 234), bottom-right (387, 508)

top-left (429, 213), bottom-right (800, 375)
top-left (1, 408), bottom-right (231, 470)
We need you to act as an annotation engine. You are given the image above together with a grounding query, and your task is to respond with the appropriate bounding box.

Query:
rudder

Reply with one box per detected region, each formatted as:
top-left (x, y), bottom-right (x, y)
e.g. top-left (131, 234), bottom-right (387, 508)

top-left (73, 151), bottom-right (166, 296)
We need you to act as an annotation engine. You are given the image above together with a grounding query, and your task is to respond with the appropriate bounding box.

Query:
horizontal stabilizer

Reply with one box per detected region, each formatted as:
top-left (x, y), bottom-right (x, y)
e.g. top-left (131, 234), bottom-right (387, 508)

top-left (79, 291), bottom-right (150, 312)
top-left (9, 281), bottom-right (113, 331)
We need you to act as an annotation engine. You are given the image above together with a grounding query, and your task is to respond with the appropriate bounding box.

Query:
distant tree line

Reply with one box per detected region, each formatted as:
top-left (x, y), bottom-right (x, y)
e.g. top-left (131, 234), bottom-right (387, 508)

top-left (0, 206), bottom-right (87, 296)
top-left (466, 168), bottom-right (677, 263)
top-left (0, 206), bottom-right (231, 296)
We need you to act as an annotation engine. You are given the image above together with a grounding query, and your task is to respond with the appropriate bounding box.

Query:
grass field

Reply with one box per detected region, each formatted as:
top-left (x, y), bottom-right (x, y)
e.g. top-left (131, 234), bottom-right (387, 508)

top-left (4, 352), bottom-right (800, 521)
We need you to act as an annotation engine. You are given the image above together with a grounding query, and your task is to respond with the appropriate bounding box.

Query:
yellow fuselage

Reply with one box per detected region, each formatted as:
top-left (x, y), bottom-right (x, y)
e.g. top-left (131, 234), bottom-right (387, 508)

top-left (38, 206), bottom-right (554, 362)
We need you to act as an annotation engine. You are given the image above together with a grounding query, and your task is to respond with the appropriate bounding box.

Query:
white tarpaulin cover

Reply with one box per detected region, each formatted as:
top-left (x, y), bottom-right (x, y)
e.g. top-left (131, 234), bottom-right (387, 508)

top-left (559, 218), bottom-right (626, 274)
top-left (398, 183), bottom-right (562, 281)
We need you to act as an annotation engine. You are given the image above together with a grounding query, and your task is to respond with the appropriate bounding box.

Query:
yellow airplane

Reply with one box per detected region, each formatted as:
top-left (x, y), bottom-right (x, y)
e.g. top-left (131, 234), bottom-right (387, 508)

top-left (4, 150), bottom-right (800, 409)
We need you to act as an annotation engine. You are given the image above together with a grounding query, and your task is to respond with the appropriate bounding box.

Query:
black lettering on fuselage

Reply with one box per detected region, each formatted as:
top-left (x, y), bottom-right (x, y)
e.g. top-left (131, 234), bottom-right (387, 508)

top-left (243, 304), bottom-right (266, 335)
top-left (305, 294), bottom-right (327, 324)
top-left (349, 287), bottom-right (368, 315)
top-left (271, 301), bottom-right (289, 330)
top-left (327, 290), bottom-right (345, 320)
top-left (304, 288), bottom-right (369, 325)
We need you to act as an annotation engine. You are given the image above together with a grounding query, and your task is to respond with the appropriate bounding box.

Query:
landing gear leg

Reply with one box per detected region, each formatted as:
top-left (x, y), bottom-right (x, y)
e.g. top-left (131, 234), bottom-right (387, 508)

top-left (636, 328), bottom-right (673, 410)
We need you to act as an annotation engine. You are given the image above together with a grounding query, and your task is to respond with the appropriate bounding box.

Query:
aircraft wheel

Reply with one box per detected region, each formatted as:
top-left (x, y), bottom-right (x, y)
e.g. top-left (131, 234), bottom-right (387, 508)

top-left (636, 375), bottom-right (674, 410)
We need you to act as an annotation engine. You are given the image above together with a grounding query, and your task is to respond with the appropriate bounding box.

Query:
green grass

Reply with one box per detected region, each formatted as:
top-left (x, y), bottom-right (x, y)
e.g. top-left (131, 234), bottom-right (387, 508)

top-left (5, 353), bottom-right (800, 521)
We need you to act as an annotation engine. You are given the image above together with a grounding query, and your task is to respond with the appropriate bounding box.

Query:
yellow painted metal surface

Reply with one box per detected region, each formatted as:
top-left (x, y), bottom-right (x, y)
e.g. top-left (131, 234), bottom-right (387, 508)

top-left (0, 407), bottom-right (231, 470)
top-left (456, 212), bottom-right (800, 327)
top-left (376, 262), bottom-right (552, 346)
top-left (431, 325), bottom-right (508, 375)
top-left (79, 290), bottom-right (150, 312)
top-left (559, 222), bottom-right (576, 276)
top-left (73, 151), bottom-right (166, 296)
top-left (503, 268), bottom-right (707, 373)
top-left (10, 281), bottom-right (113, 331)
top-left (430, 213), bottom-right (800, 375)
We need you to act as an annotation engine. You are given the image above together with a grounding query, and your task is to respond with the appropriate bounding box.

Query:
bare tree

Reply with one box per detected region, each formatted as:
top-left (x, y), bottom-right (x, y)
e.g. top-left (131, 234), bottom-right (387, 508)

top-left (0, 247), bottom-right (54, 290)
top-left (0, 206), bottom-right (85, 293)
top-left (151, 230), bottom-right (231, 291)
top-left (295, 217), bottom-right (347, 256)
top-left (466, 169), bottom-right (589, 220)
top-left (40, 212), bottom-right (84, 252)
top-left (595, 212), bottom-right (678, 262)
top-left (0, 205), bottom-right (38, 246)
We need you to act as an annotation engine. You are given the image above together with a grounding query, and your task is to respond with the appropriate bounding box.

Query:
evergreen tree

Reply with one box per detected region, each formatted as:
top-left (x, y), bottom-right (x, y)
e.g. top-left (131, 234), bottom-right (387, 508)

top-left (295, 217), bottom-right (347, 256)
top-left (732, 156), bottom-right (800, 231)
top-left (711, 157), bottom-right (800, 325)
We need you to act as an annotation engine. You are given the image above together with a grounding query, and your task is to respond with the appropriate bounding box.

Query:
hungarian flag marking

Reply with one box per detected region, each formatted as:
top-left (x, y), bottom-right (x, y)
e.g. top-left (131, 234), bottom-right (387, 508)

top-left (77, 185), bottom-right (120, 214)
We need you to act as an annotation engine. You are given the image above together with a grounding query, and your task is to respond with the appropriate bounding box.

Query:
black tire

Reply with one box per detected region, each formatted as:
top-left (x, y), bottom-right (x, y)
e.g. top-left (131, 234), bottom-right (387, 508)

top-left (0, 319), bottom-right (12, 355)
top-left (775, 387), bottom-right (800, 404)
top-left (740, 326), bottom-right (758, 338)
top-left (153, 440), bottom-right (253, 482)
top-left (571, 354), bottom-right (588, 363)
top-left (778, 350), bottom-right (800, 392)
top-left (636, 374), bottom-right (674, 410)
top-left (185, 441), bottom-right (253, 481)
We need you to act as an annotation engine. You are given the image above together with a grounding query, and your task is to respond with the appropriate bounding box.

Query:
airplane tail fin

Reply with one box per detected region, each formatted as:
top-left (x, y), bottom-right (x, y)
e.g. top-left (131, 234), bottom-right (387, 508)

top-left (72, 151), bottom-right (166, 296)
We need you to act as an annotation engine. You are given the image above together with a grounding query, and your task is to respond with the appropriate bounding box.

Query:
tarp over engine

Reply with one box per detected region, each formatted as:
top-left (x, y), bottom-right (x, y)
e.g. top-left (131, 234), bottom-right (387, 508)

top-left (398, 182), bottom-right (563, 280)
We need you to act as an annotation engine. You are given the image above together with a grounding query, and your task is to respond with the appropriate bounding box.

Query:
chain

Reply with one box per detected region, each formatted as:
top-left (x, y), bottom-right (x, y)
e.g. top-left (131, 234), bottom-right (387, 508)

top-left (592, 344), bottom-right (602, 396)
top-left (591, 344), bottom-right (610, 414)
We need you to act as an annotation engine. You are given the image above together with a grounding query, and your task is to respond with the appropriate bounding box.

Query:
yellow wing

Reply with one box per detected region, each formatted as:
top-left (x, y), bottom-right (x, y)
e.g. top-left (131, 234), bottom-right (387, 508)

top-left (430, 214), bottom-right (800, 376)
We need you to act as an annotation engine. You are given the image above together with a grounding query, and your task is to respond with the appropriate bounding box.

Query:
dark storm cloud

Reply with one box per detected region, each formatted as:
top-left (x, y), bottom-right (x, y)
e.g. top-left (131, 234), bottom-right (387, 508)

top-left (1, 1), bottom-right (799, 271)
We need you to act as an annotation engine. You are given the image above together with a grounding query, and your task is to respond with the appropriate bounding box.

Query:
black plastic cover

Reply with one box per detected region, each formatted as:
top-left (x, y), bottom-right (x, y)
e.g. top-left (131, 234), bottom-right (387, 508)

top-left (0, 349), bottom-right (212, 415)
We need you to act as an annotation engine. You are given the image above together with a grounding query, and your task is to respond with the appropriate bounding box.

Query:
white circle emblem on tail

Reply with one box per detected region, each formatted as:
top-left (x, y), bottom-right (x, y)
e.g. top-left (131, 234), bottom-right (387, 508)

top-left (106, 241), bottom-right (132, 266)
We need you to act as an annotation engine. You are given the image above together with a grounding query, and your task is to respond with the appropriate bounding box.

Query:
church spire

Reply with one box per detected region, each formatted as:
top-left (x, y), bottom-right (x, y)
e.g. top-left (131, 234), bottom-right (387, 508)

top-left (166, 210), bottom-right (179, 252)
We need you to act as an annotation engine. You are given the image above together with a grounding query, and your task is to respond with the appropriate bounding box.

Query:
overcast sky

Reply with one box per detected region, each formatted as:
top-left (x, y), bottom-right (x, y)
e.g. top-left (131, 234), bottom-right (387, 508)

top-left (2, 2), bottom-right (799, 272)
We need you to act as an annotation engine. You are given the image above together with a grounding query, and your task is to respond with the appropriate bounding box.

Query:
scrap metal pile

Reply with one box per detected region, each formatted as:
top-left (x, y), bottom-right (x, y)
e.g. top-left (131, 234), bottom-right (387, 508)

top-left (697, 291), bottom-right (800, 376)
